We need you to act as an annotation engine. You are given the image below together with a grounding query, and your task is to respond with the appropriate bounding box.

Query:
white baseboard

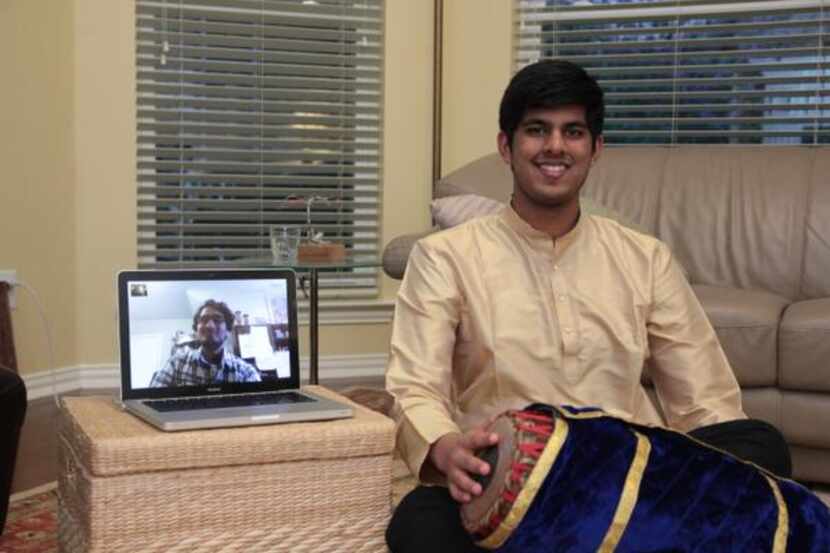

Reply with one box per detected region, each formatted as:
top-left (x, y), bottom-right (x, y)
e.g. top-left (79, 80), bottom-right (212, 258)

top-left (21, 366), bottom-right (106, 400)
top-left (22, 354), bottom-right (389, 400)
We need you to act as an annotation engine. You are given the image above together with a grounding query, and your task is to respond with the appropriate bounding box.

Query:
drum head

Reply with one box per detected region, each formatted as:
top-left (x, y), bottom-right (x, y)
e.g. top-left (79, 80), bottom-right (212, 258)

top-left (460, 415), bottom-right (516, 534)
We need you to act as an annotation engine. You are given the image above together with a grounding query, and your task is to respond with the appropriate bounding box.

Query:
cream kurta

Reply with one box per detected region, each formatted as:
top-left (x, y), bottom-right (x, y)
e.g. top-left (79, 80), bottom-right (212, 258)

top-left (386, 206), bottom-right (745, 480)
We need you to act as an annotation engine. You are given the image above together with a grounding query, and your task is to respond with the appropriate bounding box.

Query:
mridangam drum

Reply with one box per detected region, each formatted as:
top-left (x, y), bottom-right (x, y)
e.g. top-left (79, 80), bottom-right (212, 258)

top-left (460, 404), bottom-right (830, 552)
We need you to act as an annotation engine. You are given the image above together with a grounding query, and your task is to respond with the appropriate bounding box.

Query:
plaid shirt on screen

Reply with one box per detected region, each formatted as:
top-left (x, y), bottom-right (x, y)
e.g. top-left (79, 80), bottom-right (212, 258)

top-left (149, 347), bottom-right (261, 387)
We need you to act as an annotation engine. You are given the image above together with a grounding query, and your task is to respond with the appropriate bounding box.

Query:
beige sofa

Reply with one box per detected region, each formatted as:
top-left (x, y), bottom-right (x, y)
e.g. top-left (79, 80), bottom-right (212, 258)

top-left (382, 147), bottom-right (830, 485)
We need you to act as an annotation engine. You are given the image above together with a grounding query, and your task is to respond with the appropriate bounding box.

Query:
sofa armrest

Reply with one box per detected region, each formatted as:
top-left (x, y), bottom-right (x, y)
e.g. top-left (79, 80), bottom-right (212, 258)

top-left (382, 228), bottom-right (436, 280)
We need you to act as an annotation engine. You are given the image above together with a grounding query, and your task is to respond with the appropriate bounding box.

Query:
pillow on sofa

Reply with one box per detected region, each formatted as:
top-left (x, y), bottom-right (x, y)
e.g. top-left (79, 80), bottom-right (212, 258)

top-left (431, 194), bottom-right (503, 229)
top-left (431, 194), bottom-right (649, 236)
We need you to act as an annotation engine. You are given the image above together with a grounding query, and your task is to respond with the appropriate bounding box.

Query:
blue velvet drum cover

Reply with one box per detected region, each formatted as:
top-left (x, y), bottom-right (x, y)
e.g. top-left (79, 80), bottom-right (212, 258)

top-left (459, 405), bottom-right (830, 552)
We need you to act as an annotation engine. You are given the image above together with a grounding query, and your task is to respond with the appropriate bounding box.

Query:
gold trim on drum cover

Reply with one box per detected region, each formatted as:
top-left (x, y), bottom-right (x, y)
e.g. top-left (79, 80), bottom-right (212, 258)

top-left (553, 406), bottom-right (607, 420)
top-left (478, 417), bottom-right (571, 549)
top-left (597, 431), bottom-right (651, 552)
top-left (765, 475), bottom-right (789, 553)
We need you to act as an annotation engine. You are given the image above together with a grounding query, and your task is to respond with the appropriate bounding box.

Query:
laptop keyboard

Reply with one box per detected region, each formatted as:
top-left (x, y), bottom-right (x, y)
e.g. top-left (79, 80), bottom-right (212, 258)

top-left (144, 391), bottom-right (314, 412)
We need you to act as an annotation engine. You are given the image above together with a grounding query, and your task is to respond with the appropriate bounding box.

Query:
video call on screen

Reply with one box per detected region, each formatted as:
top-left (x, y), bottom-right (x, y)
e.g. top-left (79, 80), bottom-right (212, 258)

top-left (127, 279), bottom-right (291, 388)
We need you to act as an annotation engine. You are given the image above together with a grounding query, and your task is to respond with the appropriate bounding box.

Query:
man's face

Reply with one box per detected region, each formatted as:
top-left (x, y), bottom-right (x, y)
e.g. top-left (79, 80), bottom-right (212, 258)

top-left (498, 104), bottom-right (602, 212)
top-left (196, 306), bottom-right (229, 350)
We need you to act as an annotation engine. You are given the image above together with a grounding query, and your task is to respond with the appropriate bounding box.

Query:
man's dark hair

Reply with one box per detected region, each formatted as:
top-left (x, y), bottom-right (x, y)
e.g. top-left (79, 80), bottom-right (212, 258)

top-left (192, 299), bottom-right (235, 331)
top-left (499, 59), bottom-right (604, 148)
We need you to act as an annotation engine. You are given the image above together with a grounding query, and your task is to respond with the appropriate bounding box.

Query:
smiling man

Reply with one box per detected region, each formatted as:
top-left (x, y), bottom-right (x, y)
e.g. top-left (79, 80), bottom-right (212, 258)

top-left (150, 299), bottom-right (261, 387)
top-left (384, 60), bottom-right (792, 553)
top-left (499, 103), bottom-right (598, 237)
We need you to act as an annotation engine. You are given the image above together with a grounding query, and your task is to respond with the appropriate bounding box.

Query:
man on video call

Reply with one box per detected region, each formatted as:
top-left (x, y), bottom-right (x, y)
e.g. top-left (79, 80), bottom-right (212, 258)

top-left (150, 299), bottom-right (261, 387)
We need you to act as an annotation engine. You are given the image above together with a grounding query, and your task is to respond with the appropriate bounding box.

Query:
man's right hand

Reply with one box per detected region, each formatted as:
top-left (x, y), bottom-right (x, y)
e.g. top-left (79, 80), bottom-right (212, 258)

top-left (428, 427), bottom-right (499, 503)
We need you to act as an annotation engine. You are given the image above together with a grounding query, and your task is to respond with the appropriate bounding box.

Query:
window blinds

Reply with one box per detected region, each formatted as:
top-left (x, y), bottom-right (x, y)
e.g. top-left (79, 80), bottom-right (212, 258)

top-left (514, 0), bottom-right (828, 145)
top-left (136, 0), bottom-right (383, 296)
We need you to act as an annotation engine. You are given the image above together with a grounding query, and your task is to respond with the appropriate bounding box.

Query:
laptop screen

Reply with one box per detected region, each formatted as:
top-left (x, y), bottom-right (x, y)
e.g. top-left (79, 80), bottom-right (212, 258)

top-left (118, 269), bottom-right (300, 400)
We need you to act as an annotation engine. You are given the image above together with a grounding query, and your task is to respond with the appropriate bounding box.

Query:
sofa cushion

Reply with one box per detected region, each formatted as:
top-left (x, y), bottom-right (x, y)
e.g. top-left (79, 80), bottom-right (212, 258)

top-left (741, 387), bottom-right (781, 429)
top-left (430, 194), bottom-right (503, 229)
top-left (781, 391), bottom-right (830, 449)
top-left (779, 298), bottom-right (830, 392)
top-left (790, 445), bottom-right (830, 484)
top-left (581, 146), bottom-right (667, 236)
top-left (692, 285), bottom-right (788, 387)
top-left (801, 148), bottom-right (830, 299)
top-left (435, 153), bottom-right (513, 202)
top-left (656, 148), bottom-right (811, 301)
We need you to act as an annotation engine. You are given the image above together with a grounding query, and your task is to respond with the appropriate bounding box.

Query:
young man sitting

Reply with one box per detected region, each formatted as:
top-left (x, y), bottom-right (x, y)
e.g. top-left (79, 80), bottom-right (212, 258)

top-left (384, 60), bottom-right (792, 552)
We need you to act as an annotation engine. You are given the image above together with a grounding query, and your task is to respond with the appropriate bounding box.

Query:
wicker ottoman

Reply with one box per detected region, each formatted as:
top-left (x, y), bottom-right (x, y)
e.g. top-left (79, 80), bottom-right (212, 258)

top-left (58, 386), bottom-right (395, 552)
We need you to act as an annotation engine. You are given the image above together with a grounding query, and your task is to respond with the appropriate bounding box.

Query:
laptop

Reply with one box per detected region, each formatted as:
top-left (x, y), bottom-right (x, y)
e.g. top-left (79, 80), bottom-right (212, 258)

top-left (117, 268), bottom-right (353, 431)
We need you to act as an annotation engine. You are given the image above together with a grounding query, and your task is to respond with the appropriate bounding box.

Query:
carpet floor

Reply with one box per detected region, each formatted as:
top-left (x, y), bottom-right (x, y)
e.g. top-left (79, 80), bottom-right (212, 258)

top-left (0, 476), bottom-right (827, 552)
top-left (0, 484), bottom-right (57, 553)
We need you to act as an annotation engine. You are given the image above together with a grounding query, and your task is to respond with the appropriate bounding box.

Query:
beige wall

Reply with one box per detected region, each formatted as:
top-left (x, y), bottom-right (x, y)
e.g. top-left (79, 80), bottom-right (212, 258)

top-left (1, 1), bottom-right (512, 377)
top-left (73, 1), bottom-right (137, 365)
top-left (0, 1), bottom-right (77, 374)
top-left (380, 0), bottom-right (436, 300)
top-left (441, 0), bottom-right (512, 175)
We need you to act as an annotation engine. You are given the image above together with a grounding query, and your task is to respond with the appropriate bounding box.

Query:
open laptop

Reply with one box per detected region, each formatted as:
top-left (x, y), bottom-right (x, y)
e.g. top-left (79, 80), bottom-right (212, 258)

top-left (117, 269), bottom-right (353, 431)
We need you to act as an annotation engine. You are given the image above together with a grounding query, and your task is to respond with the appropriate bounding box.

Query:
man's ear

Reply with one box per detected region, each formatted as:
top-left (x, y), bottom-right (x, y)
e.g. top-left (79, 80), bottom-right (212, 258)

top-left (591, 134), bottom-right (604, 163)
top-left (497, 131), bottom-right (512, 164)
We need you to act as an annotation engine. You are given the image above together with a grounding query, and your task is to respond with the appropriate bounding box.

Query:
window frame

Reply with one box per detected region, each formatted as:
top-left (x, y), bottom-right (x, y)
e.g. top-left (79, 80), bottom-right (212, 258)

top-left (135, 0), bottom-right (385, 300)
top-left (514, 0), bottom-right (829, 145)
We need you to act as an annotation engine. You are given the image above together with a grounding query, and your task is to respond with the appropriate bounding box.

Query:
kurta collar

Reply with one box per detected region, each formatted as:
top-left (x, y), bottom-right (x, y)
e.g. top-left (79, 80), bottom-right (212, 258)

top-left (500, 201), bottom-right (585, 258)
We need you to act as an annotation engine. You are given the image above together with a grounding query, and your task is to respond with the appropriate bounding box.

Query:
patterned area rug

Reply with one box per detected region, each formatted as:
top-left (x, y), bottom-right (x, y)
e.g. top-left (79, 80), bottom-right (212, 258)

top-left (0, 485), bottom-right (57, 553)
top-left (0, 474), bottom-right (827, 551)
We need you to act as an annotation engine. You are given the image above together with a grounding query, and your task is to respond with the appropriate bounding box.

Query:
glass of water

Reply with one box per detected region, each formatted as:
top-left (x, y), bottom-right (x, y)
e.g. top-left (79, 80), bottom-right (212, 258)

top-left (269, 226), bottom-right (302, 265)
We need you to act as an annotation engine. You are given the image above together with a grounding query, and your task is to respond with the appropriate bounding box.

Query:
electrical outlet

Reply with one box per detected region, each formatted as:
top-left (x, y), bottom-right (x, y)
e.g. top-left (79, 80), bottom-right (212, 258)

top-left (0, 270), bottom-right (16, 309)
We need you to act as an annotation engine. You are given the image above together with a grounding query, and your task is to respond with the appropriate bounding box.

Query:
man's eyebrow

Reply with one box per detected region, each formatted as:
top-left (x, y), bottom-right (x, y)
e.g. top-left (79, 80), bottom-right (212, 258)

top-left (519, 118), bottom-right (588, 128)
top-left (519, 118), bottom-right (549, 127)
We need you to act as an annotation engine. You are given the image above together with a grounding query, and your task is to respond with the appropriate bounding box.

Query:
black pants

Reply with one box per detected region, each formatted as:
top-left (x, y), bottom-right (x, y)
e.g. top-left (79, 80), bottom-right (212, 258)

top-left (386, 418), bottom-right (792, 553)
top-left (0, 367), bottom-right (26, 535)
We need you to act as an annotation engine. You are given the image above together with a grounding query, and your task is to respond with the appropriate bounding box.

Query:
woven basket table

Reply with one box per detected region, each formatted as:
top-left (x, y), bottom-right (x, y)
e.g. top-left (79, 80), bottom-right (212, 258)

top-left (57, 386), bottom-right (395, 553)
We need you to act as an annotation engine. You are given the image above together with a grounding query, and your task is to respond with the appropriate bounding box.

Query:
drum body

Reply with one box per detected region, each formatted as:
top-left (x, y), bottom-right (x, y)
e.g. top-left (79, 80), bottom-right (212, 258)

top-left (461, 404), bottom-right (830, 552)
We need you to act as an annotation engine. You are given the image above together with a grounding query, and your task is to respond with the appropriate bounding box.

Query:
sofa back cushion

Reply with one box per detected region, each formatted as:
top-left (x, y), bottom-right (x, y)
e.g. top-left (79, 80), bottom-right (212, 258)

top-left (581, 147), bottom-right (666, 236)
top-left (586, 147), bottom-right (814, 301)
top-left (803, 149), bottom-right (830, 299)
top-left (435, 153), bottom-right (513, 202)
top-left (658, 148), bottom-right (811, 301)
top-left (437, 147), bottom-right (829, 301)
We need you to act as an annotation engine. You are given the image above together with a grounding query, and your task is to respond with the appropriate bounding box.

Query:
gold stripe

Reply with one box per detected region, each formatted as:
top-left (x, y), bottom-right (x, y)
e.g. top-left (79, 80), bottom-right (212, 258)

top-left (552, 406), bottom-right (608, 420)
top-left (597, 431), bottom-right (651, 553)
top-left (765, 475), bottom-right (789, 553)
top-left (479, 418), bottom-right (570, 549)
